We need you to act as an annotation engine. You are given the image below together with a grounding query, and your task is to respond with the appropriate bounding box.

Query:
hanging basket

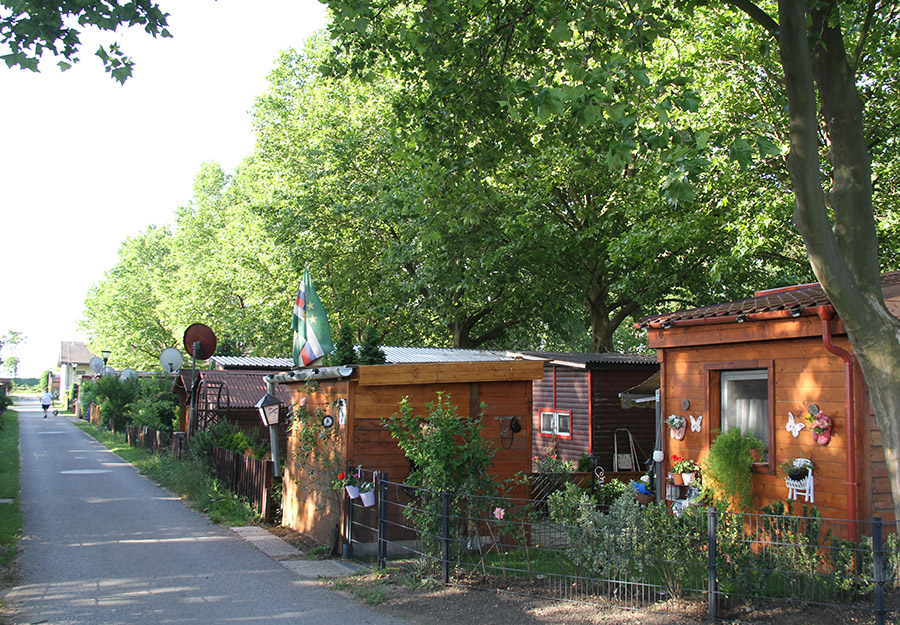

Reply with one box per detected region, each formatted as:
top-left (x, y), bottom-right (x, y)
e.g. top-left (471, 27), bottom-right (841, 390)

top-left (345, 485), bottom-right (361, 499)
top-left (360, 489), bottom-right (376, 507)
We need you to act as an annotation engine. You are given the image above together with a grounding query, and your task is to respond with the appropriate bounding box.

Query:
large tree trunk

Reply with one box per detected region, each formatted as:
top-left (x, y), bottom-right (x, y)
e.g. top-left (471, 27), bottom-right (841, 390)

top-left (778, 0), bottom-right (900, 521)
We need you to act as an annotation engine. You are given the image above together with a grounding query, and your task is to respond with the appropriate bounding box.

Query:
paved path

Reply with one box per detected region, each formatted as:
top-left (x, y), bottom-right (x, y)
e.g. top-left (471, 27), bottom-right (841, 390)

top-left (5, 396), bottom-right (405, 625)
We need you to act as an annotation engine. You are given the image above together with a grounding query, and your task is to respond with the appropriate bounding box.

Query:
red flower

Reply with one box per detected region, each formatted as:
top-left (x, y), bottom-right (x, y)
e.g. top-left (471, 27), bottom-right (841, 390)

top-left (671, 454), bottom-right (683, 462)
top-left (338, 472), bottom-right (346, 481)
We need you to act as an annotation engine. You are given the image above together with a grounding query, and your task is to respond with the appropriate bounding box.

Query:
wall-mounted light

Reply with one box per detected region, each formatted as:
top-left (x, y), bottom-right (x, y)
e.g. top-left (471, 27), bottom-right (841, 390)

top-left (255, 393), bottom-right (281, 427)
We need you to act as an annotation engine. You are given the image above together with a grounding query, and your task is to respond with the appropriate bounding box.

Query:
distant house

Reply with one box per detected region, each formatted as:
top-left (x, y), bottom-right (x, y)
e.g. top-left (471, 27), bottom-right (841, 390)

top-left (642, 272), bottom-right (900, 523)
top-left (58, 341), bottom-right (97, 404)
top-left (510, 351), bottom-right (659, 473)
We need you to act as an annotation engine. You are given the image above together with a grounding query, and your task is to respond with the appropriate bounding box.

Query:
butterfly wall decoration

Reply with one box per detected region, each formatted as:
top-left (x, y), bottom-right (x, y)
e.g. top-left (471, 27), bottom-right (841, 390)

top-left (689, 414), bottom-right (702, 432)
top-left (786, 411), bottom-right (805, 437)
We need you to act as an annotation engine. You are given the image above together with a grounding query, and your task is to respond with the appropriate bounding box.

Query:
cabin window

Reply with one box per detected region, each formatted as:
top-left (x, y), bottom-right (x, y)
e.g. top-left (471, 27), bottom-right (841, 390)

top-left (539, 410), bottom-right (572, 437)
top-left (720, 369), bottom-right (769, 459)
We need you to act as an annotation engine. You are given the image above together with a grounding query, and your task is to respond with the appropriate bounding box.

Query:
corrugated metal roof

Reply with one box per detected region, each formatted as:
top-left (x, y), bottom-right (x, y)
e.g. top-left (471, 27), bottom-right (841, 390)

top-left (212, 356), bottom-right (293, 370)
top-left (383, 346), bottom-right (512, 363)
top-left (510, 351), bottom-right (657, 369)
top-left (212, 347), bottom-right (516, 370)
top-left (642, 271), bottom-right (900, 326)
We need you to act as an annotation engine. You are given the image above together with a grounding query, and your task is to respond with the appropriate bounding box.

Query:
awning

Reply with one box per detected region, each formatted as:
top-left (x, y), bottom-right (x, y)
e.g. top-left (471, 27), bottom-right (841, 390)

top-left (618, 370), bottom-right (660, 409)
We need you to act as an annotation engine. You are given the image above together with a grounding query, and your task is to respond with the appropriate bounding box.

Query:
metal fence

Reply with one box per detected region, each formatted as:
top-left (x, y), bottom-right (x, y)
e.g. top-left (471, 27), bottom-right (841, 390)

top-left (343, 474), bottom-right (900, 625)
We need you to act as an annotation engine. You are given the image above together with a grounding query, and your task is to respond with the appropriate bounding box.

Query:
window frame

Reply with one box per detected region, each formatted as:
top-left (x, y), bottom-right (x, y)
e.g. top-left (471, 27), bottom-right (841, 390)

top-left (704, 360), bottom-right (776, 474)
top-left (538, 409), bottom-right (573, 439)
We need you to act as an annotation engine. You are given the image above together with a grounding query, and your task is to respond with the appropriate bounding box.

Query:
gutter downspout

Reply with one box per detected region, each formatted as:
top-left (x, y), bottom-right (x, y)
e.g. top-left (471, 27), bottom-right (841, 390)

top-left (818, 306), bottom-right (858, 532)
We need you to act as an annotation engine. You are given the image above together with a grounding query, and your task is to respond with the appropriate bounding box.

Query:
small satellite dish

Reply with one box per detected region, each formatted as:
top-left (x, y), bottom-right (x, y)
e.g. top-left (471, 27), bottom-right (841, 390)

top-left (183, 323), bottom-right (217, 360)
top-left (159, 347), bottom-right (183, 373)
top-left (102, 366), bottom-right (116, 377)
top-left (89, 357), bottom-right (104, 374)
top-left (120, 368), bottom-right (137, 381)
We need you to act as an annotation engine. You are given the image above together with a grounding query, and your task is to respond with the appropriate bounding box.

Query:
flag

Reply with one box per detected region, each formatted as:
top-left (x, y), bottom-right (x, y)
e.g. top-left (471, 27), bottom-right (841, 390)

top-left (292, 267), bottom-right (334, 367)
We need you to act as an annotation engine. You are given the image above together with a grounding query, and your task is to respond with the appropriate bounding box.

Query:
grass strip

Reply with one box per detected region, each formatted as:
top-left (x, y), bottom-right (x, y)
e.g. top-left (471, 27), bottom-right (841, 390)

top-left (73, 421), bottom-right (259, 526)
top-left (0, 408), bottom-right (21, 581)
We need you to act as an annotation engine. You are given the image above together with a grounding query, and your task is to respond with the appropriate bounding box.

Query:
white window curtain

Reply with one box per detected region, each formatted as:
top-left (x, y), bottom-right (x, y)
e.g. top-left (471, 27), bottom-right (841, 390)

top-left (721, 370), bottom-right (769, 450)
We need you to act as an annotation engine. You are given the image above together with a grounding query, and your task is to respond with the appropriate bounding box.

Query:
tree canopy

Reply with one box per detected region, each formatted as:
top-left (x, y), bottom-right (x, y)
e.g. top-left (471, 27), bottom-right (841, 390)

top-left (0, 0), bottom-right (171, 82)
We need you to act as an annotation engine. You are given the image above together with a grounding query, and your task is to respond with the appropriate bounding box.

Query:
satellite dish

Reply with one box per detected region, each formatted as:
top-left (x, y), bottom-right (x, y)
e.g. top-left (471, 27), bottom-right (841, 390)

top-left (102, 366), bottom-right (116, 377)
top-left (120, 368), bottom-right (137, 381)
top-left (89, 357), bottom-right (104, 373)
top-left (159, 347), bottom-right (183, 373)
top-left (183, 324), bottom-right (217, 360)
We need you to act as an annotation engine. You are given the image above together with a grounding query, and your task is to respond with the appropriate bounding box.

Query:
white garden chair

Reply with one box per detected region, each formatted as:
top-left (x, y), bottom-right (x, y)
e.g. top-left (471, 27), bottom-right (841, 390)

top-left (785, 458), bottom-right (814, 503)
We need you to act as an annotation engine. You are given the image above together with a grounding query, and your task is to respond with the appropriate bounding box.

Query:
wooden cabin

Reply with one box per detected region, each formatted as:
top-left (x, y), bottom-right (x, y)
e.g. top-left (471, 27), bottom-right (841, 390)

top-left (642, 273), bottom-right (900, 523)
top-left (275, 357), bottom-right (544, 547)
top-left (510, 352), bottom-right (659, 473)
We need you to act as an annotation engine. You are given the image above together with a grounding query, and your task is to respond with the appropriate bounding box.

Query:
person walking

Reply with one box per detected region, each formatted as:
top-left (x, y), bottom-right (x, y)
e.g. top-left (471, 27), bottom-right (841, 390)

top-left (40, 390), bottom-right (53, 418)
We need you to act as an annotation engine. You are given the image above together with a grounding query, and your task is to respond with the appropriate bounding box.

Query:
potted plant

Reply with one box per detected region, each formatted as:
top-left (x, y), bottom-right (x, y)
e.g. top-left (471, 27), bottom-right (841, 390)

top-left (359, 478), bottom-right (376, 507)
top-left (671, 455), bottom-right (700, 485)
top-left (780, 457), bottom-right (814, 480)
top-left (666, 414), bottom-right (687, 440)
top-left (701, 428), bottom-right (764, 510)
top-left (335, 469), bottom-right (361, 499)
top-left (806, 410), bottom-right (833, 445)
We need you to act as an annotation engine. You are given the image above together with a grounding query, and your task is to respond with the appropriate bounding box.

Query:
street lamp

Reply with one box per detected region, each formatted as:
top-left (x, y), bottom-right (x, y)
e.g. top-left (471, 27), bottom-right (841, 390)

top-left (255, 391), bottom-right (282, 477)
top-left (100, 350), bottom-right (111, 376)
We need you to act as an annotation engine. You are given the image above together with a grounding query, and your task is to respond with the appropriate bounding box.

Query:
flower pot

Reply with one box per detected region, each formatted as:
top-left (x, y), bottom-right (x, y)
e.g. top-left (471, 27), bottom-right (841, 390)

top-left (671, 472), bottom-right (684, 485)
top-left (635, 492), bottom-right (655, 505)
top-left (681, 472), bottom-right (695, 485)
top-left (345, 485), bottom-right (360, 499)
top-left (670, 423), bottom-right (686, 441)
top-left (360, 489), bottom-right (376, 507)
top-left (788, 467), bottom-right (809, 480)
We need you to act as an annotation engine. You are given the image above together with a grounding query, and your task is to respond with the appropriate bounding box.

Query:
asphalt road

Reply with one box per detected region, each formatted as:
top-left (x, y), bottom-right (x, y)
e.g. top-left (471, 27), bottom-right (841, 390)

top-left (5, 396), bottom-right (406, 625)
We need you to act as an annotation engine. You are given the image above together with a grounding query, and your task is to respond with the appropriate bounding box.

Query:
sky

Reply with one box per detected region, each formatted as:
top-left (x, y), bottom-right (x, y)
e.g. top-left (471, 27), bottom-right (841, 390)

top-left (0, 0), bottom-right (328, 377)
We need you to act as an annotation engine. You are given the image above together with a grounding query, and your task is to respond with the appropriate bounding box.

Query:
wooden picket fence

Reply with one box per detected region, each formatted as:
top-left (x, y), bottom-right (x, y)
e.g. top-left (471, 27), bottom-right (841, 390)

top-left (209, 446), bottom-right (275, 522)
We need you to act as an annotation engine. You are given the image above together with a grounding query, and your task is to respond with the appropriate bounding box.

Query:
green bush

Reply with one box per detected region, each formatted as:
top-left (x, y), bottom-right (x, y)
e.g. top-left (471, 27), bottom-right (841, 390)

top-left (79, 375), bottom-right (139, 430)
top-left (702, 427), bottom-right (764, 510)
top-left (126, 375), bottom-right (178, 432)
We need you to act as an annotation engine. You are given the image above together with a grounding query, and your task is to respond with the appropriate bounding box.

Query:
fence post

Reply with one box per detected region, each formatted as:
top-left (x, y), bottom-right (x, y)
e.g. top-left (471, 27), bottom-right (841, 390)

top-left (708, 507), bottom-right (718, 622)
top-left (377, 473), bottom-right (389, 569)
top-left (345, 487), bottom-right (355, 559)
top-left (873, 517), bottom-right (885, 625)
top-left (261, 460), bottom-right (274, 523)
top-left (441, 492), bottom-right (450, 585)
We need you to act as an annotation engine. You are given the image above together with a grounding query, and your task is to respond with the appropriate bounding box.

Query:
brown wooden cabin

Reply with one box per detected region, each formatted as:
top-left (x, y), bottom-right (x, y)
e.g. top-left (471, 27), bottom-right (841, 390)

top-left (642, 272), bottom-right (900, 523)
top-left (274, 355), bottom-right (544, 547)
top-left (510, 351), bottom-right (659, 474)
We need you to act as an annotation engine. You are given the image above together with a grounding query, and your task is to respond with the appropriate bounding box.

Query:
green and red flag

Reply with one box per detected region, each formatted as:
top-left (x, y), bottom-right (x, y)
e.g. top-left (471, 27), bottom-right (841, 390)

top-left (292, 267), bottom-right (333, 367)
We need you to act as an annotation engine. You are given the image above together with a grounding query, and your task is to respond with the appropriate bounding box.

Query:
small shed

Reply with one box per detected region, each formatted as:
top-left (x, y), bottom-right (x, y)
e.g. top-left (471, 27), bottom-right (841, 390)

top-left (172, 368), bottom-right (293, 450)
top-left (510, 351), bottom-right (659, 473)
top-left (642, 272), bottom-right (900, 523)
top-left (274, 354), bottom-right (544, 546)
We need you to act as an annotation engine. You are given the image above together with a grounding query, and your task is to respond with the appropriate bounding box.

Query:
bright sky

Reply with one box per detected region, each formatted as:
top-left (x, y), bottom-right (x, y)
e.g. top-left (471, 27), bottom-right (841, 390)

top-left (0, 0), bottom-right (328, 377)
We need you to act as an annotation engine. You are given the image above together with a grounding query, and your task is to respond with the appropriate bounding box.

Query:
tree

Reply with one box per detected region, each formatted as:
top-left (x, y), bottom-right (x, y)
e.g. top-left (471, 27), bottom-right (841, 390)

top-left (719, 0), bottom-right (900, 522)
top-left (3, 355), bottom-right (19, 379)
top-left (80, 225), bottom-right (180, 369)
top-left (0, 0), bottom-right (171, 82)
top-left (320, 0), bottom-right (798, 352)
top-left (0, 330), bottom-right (24, 368)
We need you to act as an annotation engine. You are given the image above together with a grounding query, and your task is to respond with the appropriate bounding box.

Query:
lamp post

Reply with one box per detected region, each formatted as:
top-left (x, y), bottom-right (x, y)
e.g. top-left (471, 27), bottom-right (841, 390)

top-left (100, 350), bottom-right (111, 376)
top-left (255, 389), bottom-right (281, 477)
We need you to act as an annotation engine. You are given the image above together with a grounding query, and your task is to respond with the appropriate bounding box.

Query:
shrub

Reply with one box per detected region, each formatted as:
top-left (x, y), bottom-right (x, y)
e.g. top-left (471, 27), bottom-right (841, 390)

top-left (79, 375), bottom-right (139, 430)
top-left (702, 428), bottom-right (764, 510)
top-left (125, 375), bottom-right (178, 432)
top-left (190, 420), bottom-right (242, 466)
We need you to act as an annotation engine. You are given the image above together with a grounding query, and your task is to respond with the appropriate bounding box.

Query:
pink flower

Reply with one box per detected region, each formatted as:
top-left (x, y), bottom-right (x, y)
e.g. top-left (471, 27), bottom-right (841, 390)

top-left (493, 507), bottom-right (505, 520)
